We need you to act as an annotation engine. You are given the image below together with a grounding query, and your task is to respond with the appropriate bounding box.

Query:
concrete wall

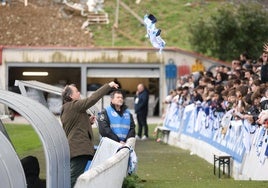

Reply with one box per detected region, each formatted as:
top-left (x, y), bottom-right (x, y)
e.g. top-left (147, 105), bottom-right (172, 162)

top-left (168, 132), bottom-right (268, 180)
top-left (164, 103), bottom-right (268, 180)
top-left (0, 46), bottom-right (228, 115)
top-left (0, 46), bottom-right (228, 86)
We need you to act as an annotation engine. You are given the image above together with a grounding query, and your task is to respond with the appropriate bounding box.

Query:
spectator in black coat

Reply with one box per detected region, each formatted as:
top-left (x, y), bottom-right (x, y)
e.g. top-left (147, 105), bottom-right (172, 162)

top-left (134, 83), bottom-right (149, 140)
top-left (261, 46), bottom-right (268, 83)
top-left (21, 156), bottom-right (46, 188)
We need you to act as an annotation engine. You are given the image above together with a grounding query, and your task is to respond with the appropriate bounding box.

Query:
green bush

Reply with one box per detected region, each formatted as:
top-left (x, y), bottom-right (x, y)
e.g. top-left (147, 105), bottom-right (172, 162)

top-left (189, 3), bottom-right (268, 61)
top-left (122, 173), bottom-right (143, 188)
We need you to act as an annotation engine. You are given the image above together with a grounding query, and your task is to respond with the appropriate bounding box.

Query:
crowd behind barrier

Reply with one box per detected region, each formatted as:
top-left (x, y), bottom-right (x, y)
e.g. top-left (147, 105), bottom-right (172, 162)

top-left (160, 46), bottom-right (268, 179)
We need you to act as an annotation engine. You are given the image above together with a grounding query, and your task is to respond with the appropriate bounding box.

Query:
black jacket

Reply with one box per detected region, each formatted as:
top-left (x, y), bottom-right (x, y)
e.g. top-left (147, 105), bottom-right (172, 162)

top-left (134, 89), bottom-right (149, 115)
top-left (97, 103), bottom-right (136, 142)
top-left (261, 63), bottom-right (268, 83)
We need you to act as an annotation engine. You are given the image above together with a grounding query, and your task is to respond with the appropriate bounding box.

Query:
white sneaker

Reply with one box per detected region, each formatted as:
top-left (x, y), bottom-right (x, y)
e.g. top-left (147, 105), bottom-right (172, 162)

top-left (141, 135), bottom-right (148, 140)
top-left (135, 135), bottom-right (141, 140)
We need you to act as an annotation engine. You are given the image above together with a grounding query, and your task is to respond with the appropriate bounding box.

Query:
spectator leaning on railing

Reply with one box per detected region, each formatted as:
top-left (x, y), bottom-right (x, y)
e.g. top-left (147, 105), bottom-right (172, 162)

top-left (161, 43), bottom-right (268, 164)
top-left (167, 42), bottom-right (268, 132)
top-left (160, 43), bottom-right (268, 164)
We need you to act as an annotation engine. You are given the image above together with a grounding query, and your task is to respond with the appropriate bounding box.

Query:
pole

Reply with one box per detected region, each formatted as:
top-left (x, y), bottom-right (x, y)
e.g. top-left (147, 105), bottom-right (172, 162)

top-left (113, 0), bottom-right (120, 46)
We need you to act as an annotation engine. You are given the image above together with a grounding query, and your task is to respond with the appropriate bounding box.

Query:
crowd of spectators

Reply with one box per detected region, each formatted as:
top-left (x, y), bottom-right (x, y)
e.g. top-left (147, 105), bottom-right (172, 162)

top-left (164, 44), bottom-right (268, 126)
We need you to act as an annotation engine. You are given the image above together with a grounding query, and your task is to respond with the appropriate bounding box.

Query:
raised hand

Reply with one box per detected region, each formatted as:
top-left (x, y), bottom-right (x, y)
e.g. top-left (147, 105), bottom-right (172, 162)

top-left (108, 81), bottom-right (119, 89)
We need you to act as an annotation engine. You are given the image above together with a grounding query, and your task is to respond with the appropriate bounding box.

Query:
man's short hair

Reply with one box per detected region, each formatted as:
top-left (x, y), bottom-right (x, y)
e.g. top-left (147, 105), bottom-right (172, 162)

top-left (110, 89), bottom-right (125, 99)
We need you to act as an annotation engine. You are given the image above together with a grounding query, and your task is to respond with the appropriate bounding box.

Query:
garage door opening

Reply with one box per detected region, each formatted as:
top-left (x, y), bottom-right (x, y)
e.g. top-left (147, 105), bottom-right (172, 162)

top-left (8, 67), bottom-right (81, 93)
top-left (87, 77), bottom-right (159, 116)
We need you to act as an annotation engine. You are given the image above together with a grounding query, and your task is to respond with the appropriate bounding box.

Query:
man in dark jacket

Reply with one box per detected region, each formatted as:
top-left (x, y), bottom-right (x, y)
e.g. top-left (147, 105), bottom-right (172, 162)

top-left (134, 83), bottom-right (149, 140)
top-left (261, 63), bottom-right (268, 83)
top-left (21, 155), bottom-right (46, 188)
top-left (60, 81), bottom-right (118, 188)
top-left (97, 90), bottom-right (135, 144)
top-left (261, 50), bottom-right (268, 83)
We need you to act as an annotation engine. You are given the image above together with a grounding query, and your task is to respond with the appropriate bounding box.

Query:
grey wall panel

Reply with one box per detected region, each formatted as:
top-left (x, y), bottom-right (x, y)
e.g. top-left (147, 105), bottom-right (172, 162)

top-left (87, 67), bottom-right (160, 78)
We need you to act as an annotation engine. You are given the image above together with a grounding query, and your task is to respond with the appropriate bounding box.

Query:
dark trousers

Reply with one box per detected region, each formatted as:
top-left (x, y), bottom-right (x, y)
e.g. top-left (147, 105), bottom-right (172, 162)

top-left (137, 112), bottom-right (148, 137)
top-left (70, 155), bottom-right (91, 188)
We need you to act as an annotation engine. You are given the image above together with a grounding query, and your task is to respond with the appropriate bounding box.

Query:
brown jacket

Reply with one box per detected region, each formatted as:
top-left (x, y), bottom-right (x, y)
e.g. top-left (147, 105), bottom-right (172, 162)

top-left (60, 84), bottom-right (111, 159)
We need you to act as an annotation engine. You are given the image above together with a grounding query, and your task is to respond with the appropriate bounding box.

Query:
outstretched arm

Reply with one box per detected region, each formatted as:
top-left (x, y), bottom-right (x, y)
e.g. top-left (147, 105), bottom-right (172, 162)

top-left (75, 81), bottom-right (119, 111)
top-left (108, 81), bottom-right (119, 89)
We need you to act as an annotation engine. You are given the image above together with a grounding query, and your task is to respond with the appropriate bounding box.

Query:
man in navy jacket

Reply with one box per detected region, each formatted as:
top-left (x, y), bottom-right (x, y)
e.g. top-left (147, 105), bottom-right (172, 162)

top-left (134, 83), bottom-right (149, 140)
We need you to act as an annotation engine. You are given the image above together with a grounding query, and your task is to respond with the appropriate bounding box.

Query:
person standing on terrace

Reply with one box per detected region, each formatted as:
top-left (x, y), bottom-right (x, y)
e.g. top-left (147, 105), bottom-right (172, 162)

top-left (134, 83), bottom-right (149, 140)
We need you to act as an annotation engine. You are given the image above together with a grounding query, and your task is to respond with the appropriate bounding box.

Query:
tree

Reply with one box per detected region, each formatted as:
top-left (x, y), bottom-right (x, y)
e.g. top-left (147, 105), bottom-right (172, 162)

top-left (188, 3), bottom-right (268, 61)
